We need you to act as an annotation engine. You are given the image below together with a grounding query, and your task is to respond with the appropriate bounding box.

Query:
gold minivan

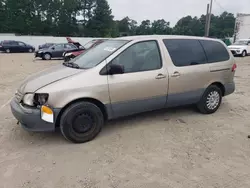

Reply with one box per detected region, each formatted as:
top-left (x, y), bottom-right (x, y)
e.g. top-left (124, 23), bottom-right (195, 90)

top-left (10, 35), bottom-right (236, 143)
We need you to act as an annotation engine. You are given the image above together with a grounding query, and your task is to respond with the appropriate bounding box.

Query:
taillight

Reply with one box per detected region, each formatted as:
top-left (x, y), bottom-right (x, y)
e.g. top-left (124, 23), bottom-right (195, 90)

top-left (232, 63), bottom-right (237, 72)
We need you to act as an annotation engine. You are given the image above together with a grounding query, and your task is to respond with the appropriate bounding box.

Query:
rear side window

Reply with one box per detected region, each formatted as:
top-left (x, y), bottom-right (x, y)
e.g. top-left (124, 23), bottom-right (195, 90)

top-left (200, 40), bottom-right (230, 63)
top-left (163, 39), bottom-right (207, 67)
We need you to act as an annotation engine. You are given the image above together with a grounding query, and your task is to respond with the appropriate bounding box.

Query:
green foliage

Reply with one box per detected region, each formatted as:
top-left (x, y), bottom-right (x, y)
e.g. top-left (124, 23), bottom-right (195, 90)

top-left (0, 0), bottom-right (236, 38)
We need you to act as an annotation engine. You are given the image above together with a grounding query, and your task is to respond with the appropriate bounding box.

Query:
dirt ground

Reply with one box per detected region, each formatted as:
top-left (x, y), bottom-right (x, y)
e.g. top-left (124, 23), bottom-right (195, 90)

top-left (0, 53), bottom-right (250, 188)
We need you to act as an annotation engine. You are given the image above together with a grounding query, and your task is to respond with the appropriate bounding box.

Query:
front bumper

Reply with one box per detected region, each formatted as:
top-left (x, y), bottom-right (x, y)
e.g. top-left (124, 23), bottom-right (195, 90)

top-left (10, 98), bottom-right (60, 132)
top-left (230, 49), bottom-right (242, 56)
top-left (35, 52), bottom-right (43, 58)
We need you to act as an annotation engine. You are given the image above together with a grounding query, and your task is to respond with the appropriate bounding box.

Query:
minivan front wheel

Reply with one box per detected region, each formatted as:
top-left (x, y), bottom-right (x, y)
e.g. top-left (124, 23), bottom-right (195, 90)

top-left (197, 85), bottom-right (222, 114)
top-left (43, 53), bottom-right (51, 60)
top-left (60, 102), bottom-right (104, 143)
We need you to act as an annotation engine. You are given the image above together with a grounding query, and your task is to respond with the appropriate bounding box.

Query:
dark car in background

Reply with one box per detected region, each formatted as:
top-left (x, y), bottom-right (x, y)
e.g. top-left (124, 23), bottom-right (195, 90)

top-left (35, 43), bottom-right (78, 60)
top-left (38, 43), bottom-right (55, 49)
top-left (0, 40), bottom-right (35, 53)
top-left (63, 39), bottom-right (107, 62)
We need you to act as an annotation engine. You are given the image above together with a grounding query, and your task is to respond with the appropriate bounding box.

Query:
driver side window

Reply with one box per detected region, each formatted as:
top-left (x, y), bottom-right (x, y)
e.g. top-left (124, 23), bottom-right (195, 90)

top-left (18, 42), bottom-right (25, 46)
top-left (111, 41), bottom-right (162, 73)
top-left (54, 44), bottom-right (64, 50)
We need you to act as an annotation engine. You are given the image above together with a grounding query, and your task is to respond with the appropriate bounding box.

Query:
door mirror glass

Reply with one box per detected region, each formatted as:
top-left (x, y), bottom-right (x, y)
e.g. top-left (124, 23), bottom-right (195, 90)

top-left (51, 47), bottom-right (55, 50)
top-left (108, 64), bottom-right (124, 75)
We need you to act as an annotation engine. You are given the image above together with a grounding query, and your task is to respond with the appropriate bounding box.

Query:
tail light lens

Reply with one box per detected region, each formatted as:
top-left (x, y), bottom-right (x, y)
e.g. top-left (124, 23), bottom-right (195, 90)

top-left (232, 63), bottom-right (237, 72)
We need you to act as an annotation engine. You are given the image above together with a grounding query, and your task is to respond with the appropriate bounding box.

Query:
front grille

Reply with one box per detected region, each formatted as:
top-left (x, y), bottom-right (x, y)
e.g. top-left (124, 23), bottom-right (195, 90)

top-left (230, 50), bottom-right (236, 55)
top-left (15, 90), bottom-right (23, 102)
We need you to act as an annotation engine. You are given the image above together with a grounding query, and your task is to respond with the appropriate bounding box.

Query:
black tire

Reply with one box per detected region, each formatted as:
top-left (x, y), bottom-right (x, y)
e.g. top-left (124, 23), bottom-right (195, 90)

top-left (28, 49), bottom-right (33, 53)
top-left (5, 49), bottom-right (10, 53)
top-left (242, 50), bottom-right (247, 57)
top-left (60, 102), bottom-right (104, 143)
top-left (43, 53), bottom-right (51, 60)
top-left (196, 85), bottom-right (222, 114)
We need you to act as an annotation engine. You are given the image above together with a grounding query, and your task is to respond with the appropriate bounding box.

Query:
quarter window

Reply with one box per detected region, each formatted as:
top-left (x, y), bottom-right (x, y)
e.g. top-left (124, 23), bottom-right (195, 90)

top-left (163, 39), bottom-right (207, 67)
top-left (199, 40), bottom-right (230, 63)
top-left (111, 41), bottom-right (162, 73)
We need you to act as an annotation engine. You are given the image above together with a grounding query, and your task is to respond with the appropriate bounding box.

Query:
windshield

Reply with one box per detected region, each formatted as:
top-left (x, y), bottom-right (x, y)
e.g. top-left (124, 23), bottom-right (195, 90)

top-left (234, 40), bottom-right (249, 45)
top-left (72, 40), bottom-right (129, 69)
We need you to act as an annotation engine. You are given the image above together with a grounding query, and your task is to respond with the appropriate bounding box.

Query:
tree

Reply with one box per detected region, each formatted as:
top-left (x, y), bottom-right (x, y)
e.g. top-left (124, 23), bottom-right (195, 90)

top-left (136, 20), bottom-right (152, 35)
top-left (85, 0), bottom-right (113, 37)
top-left (151, 19), bottom-right (171, 34)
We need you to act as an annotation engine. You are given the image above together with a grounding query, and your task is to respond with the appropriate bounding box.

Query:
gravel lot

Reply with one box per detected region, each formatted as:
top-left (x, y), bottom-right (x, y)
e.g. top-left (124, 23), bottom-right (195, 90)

top-left (0, 53), bottom-right (250, 188)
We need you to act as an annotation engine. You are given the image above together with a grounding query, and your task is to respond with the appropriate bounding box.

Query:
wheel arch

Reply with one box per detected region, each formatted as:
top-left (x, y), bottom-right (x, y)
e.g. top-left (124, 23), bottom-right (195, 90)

top-left (208, 82), bottom-right (225, 96)
top-left (55, 97), bottom-right (108, 127)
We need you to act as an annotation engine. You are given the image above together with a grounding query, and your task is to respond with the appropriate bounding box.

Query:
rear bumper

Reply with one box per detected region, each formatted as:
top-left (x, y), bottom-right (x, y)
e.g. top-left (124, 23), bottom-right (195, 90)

top-left (224, 82), bottom-right (235, 96)
top-left (10, 99), bottom-right (61, 132)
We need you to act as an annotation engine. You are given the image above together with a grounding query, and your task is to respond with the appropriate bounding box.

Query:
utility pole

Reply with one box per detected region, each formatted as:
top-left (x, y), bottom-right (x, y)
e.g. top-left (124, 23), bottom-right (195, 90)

top-left (205, 3), bottom-right (210, 36)
top-left (205, 0), bottom-right (213, 37)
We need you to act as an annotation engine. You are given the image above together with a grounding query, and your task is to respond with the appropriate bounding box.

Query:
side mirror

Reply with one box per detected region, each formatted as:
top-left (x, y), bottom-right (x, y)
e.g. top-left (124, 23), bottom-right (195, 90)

top-left (108, 64), bottom-right (124, 75)
top-left (52, 47), bottom-right (55, 50)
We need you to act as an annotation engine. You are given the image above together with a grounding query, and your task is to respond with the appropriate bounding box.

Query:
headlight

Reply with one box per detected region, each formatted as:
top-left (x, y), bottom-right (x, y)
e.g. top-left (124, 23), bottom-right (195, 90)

top-left (65, 53), bottom-right (72, 57)
top-left (22, 93), bottom-right (49, 106)
top-left (23, 93), bottom-right (35, 106)
top-left (34, 93), bottom-right (49, 106)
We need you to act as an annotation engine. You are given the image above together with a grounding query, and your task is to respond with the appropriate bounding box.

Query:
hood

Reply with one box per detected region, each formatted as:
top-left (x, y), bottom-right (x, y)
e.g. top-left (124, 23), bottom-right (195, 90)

top-left (228, 45), bottom-right (247, 49)
top-left (19, 64), bottom-right (82, 93)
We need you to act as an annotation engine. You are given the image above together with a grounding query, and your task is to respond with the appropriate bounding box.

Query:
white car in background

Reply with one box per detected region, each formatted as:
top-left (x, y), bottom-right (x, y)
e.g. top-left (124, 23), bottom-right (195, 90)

top-left (228, 39), bottom-right (250, 57)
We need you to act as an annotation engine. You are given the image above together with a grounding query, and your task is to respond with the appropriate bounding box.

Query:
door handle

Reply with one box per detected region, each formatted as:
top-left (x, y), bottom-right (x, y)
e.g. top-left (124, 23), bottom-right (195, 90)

top-left (171, 71), bottom-right (181, 77)
top-left (155, 74), bottom-right (166, 79)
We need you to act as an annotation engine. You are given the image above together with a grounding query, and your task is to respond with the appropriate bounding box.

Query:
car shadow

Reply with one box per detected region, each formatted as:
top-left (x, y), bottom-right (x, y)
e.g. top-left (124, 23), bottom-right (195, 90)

top-left (11, 105), bottom-right (197, 145)
top-left (101, 105), bottom-right (197, 136)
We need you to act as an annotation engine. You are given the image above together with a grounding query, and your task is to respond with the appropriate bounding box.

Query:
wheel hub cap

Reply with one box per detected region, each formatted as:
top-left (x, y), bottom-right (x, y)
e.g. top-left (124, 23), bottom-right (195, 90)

top-left (206, 91), bottom-right (220, 110)
top-left (73, 113), bottom-right (93, 133)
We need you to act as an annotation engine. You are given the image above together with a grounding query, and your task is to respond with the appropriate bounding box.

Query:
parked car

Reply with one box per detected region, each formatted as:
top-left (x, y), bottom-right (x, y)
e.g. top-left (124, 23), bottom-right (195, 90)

top-left (66, 37), bottom-right (84, 49)
top-left (0, 40), bottom-right (35, 53)
top-left (228, 39), bottom-right (250, 57)
top-left (35, 43), bottom-right (78, 60)
top-left (38, 43), bottom-right (55, 50)
top-left (10, 35), bottom-right (236, 143)
top-left (63, 39), bottom-right (107, 62)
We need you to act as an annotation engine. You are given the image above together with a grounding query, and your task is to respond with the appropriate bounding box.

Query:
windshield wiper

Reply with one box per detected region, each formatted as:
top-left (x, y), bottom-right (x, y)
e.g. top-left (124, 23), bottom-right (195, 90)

top-left (63, 62), bottom-right (80, 69)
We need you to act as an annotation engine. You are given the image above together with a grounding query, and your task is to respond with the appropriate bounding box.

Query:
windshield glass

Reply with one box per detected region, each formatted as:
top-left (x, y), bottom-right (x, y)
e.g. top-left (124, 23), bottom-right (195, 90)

top-left (234, 40), bottom-right (249, 45)
top-left (72, 40), bottom-right (129, 69)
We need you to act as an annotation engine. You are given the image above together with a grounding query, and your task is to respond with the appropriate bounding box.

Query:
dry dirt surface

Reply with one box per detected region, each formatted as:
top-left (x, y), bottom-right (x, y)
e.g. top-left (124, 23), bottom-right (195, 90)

top-left (0, 53), bottom-right (250, 188)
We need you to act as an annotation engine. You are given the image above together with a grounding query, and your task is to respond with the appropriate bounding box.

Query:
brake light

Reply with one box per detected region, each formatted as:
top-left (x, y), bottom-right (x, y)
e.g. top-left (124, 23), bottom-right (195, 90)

top-left (232, 63), bottom-right (237, 72)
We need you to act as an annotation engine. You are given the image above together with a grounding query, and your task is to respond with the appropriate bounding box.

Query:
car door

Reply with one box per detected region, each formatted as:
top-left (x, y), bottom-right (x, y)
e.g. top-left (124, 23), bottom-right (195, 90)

top-left (10, 41), bottom-right (19, 52)
top-left (163, 39), bottom-right (210, 107)
top-left (64, 43), bottom-right (77, 53)
top-left (52, 44), bottom-right (64, 57)
top-left (107, 40), bottom-right (169, 118)
top-left (17, 42), bottom-right (27, 52)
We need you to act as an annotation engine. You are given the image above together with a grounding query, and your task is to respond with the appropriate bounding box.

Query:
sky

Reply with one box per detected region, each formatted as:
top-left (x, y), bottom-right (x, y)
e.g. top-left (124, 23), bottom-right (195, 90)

top-left (108, 0), bottom-right (250, 26)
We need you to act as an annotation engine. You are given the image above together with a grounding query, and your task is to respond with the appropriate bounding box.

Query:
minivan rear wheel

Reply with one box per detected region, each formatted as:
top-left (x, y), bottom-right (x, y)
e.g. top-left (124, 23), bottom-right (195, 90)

top-left (6, 49), bottom-right (10, 53)
top-left (197, 85), bottom-right (222, 114)
top-left (60, 102), bottom-right (104, 143)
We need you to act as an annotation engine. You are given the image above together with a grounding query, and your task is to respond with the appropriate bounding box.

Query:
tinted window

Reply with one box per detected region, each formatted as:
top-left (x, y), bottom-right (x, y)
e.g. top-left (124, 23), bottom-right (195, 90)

top-left (111, 41), bottom-right (162, 73)
top-left (64, 43), bottom-right (76, 49)
top-left (200, 40), bottom-right (230, 63)
top-left (53, 44), bottom-right (64, 50)
top-left (18, 42), bottom-right (25, 46)
top-left (163, 39), bottom-right (207, 67)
